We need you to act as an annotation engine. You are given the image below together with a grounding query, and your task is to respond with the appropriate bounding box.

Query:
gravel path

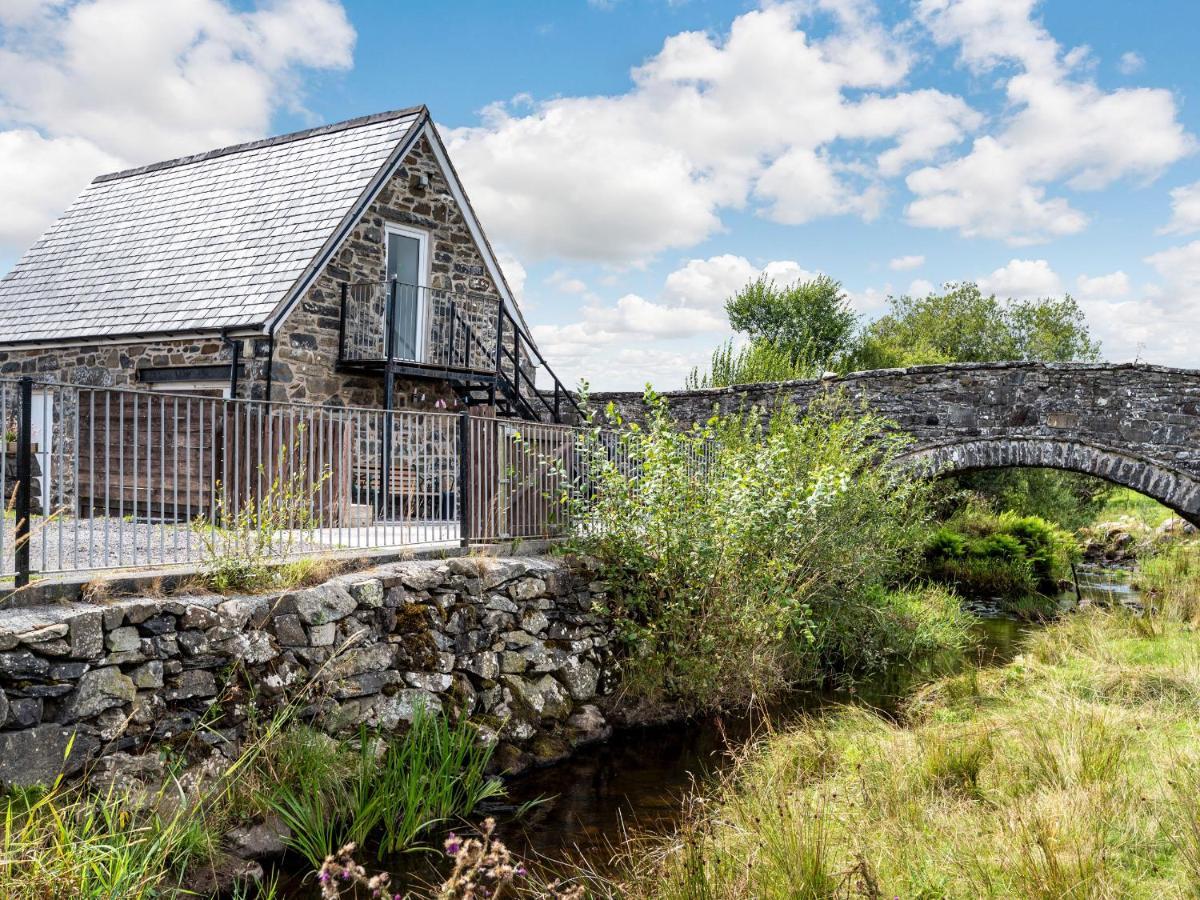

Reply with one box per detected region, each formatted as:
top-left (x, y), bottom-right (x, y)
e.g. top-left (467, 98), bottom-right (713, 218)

top-left (2, 516), bottom-right (459, 577)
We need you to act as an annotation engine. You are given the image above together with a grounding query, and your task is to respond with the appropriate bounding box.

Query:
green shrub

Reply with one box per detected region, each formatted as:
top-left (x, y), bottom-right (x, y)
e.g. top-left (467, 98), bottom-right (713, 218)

top-left (817, 583), bottom-right (973, 677)
top-left (923, 501), bottom-right (1077, 615)
top-left (194, 427), bottom-right (330, 593)
top-left (563, 392), bottom-right (962, 711)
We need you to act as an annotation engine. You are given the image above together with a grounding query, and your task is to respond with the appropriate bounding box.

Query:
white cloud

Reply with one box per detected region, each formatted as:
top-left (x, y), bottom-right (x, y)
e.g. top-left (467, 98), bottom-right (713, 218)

top-left (661, 254), bottom-right (818, 310)
top-left (446, 3), bottom-right (978, 265)
top-left (535, 253), bottom-right (820, 389)
top-left (889, 254), bottom-right (925, 270)
top-left (907, 0), bottom-right (1193, 244)
top-left (908, 278), bottom-right (934, 296)
top-left (569, 293), bottom-right (726, 339)
top-left (0, 0), bottom-right (355, 256)
top-left (530, 331), bottom-right (710, 392)
top-left (1068, 241), bottom-right (1200, 366)
top-left (546, 270), bottom-right (588, 295)
top-left (1075, 271), bottom-right (1130, 300)
top-left (495, 249), bottom-right (527, 301)
top-left (1118, 51), bottom-right (1144, 75)
top-left (0, 129), bottom-right (122, 251)
top-left (977, 258), bottom-right (1063, 299)
top-left (1160, 181), bottom-right (1200, 236)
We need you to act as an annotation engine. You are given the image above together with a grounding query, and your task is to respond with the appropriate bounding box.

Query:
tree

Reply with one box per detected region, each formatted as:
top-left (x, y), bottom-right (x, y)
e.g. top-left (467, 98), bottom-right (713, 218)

top-left (725, 275), bottom-right (859, 371)
top-left (856, 283), bottom-right (1101, 368)
top-left (685, 339), bottom-right (816, 389)
top-left (1007, 295), bottom-right (1101, 363)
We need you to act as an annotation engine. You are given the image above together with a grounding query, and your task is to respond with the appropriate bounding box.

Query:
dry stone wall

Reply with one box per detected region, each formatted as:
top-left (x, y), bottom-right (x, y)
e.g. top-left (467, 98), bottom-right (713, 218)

top-left (0, 556), bottom-right (615, 787)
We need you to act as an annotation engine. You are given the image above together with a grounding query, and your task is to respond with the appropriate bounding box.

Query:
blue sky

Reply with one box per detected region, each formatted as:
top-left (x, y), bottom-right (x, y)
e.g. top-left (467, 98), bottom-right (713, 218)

top-left (2, 0), bottom-right (1199, 388)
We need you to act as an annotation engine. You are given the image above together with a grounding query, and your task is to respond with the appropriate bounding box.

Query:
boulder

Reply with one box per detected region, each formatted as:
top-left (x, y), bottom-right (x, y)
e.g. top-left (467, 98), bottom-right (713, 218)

top-left (68, 610), bottom-right (104, 658)
top-left (226, 816), bottom-right (290, 860)
top-left (0, 649), bottom-right (50, 679)
top-left (325, 643), bottom-right (394, 680)
top-left (286, 584), bottom-right (356, 626)
top-left (556, 657), bottom-right (600, 701)
top-left (105, 626), bottom-right (141, 653)
top-left (566, 704), bottom-right (610, 745)
top-left (347, 579), bottom-right (384, 609)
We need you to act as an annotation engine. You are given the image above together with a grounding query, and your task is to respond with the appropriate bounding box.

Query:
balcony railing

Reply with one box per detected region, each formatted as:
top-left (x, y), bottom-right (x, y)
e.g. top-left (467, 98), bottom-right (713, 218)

top-left (338, 279), bottom-right (584, 425)
top-left (338, 281), bottom-right (499, 373)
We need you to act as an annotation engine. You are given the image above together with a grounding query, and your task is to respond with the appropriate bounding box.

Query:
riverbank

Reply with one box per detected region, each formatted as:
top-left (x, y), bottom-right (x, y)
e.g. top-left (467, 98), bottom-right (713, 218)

top-left (612, 542), bottom-right (1200, 898)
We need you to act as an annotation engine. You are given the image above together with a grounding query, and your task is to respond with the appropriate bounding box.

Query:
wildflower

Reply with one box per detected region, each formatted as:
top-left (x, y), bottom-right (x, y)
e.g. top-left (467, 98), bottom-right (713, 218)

top-left (445, 832), bottom-right (462, 855)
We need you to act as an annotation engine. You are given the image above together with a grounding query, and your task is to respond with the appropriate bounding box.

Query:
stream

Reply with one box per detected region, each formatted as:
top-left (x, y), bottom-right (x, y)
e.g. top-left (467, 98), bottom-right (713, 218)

top-left (274, 563), bottom-right (1137, 894)
top-left (492, 562), bottom-right (1137, 875)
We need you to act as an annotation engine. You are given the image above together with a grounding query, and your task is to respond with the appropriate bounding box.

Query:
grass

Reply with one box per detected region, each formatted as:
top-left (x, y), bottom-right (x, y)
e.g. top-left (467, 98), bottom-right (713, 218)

top-left (0, 672), bottom-right (503, 897)
top-left (0, 754), bottom-right (261, 899)
top-left (265, 705), bottom-right (503, 866)
top-left (613, 588), bottom-right (1200, 898)
top-left (1095, 488), bottom-right (1176, 529)
top-left (1137, 540), bottom-right (1200, 624)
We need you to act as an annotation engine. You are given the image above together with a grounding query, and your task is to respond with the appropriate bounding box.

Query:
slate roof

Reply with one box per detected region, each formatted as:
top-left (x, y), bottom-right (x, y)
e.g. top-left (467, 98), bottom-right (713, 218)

top-left (0, 107), bottom-right (425, 344)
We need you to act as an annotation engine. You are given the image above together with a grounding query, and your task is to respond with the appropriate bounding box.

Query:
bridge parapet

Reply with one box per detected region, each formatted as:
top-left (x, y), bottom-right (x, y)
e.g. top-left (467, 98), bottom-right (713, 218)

top-left (592, 362), bottom-right (1200, 524)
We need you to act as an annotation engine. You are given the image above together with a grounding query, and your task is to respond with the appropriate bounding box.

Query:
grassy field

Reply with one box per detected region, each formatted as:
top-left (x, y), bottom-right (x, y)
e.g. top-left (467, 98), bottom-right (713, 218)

top-left (615, 542), bottom-right (1200, 899)
top-left (1093, 487), bottom-right (1176, 529)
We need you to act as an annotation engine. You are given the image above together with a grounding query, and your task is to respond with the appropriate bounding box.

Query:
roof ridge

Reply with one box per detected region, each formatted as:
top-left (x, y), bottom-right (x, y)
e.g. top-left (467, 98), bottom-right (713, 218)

top-left (93, 105), bottom-right (428, 184)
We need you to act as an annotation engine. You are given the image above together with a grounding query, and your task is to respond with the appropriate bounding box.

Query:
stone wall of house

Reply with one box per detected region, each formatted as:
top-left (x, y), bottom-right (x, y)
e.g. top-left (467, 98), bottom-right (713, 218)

top-left (269, 134), bottom-right (522, 411)
top-left (0, 556), bottom-right (615, 787)
top-left (0, 336), bottom-right (256, 394)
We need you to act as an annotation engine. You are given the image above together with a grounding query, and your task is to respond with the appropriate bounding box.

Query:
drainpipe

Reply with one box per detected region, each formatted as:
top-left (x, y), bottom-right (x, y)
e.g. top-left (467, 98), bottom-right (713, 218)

top-left (262, 333), bottom-right (276, 402)
top-left (221, 328), bottom-right (242, 399)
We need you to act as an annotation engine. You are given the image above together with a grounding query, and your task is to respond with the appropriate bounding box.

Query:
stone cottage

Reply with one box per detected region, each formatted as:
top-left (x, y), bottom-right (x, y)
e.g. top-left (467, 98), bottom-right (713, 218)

top-left (0, 105), bottom-right (571, 423)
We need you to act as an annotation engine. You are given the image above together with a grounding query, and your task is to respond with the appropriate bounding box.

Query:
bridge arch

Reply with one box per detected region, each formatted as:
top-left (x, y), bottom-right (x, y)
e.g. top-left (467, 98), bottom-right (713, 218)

top-left (591, 362), bottom-right (1200, 526)
top-left (896, 437), bottom-right (1200, 525)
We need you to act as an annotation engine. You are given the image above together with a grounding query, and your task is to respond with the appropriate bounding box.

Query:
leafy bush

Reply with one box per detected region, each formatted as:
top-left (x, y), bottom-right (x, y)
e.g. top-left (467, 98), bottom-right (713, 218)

top-left (194, 427), bottom-right (330, 593)
top-left (923, 501), bottom-right (1078, 614)
top-left (817, 583), bottom-right (973, 677)
top-left (563, 392), bottom-right (963, 712)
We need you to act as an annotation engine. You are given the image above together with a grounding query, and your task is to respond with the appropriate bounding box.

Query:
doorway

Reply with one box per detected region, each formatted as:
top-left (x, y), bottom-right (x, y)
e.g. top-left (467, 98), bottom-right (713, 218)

top-left (384, 224), bottom-right (428, 362)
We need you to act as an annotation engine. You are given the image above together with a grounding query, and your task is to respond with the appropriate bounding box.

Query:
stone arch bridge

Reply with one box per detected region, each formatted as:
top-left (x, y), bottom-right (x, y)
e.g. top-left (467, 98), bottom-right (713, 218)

top-left (591, 362), bottom-right (1200, 525)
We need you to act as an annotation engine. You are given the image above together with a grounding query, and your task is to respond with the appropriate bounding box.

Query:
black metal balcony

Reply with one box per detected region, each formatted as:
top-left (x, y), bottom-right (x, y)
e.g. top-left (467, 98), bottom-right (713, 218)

top-left (338, 281), bottom-right (498, 374)
top-left (337, 280), bottom-right (583, 425)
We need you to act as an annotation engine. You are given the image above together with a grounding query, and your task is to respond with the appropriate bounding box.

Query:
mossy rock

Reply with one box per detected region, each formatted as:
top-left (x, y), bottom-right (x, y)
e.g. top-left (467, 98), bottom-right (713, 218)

top-left (392, 603), bottom-right (439, 670)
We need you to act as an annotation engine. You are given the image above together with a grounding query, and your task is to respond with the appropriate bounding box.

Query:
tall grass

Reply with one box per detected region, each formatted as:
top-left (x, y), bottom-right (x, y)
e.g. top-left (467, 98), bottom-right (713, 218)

top-left (266, 705), bottom-right (502, 865)
top-left (923, 501), bottom-right (1078, 615)
top-left (1138, 540), bottom-right (1200, 623)
top-left (0, 665), bottom-right (500, 895)
top-left (0, 753), bottom-right (247, 899)
top-left (611, 598), bottom-right (1200, 898)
